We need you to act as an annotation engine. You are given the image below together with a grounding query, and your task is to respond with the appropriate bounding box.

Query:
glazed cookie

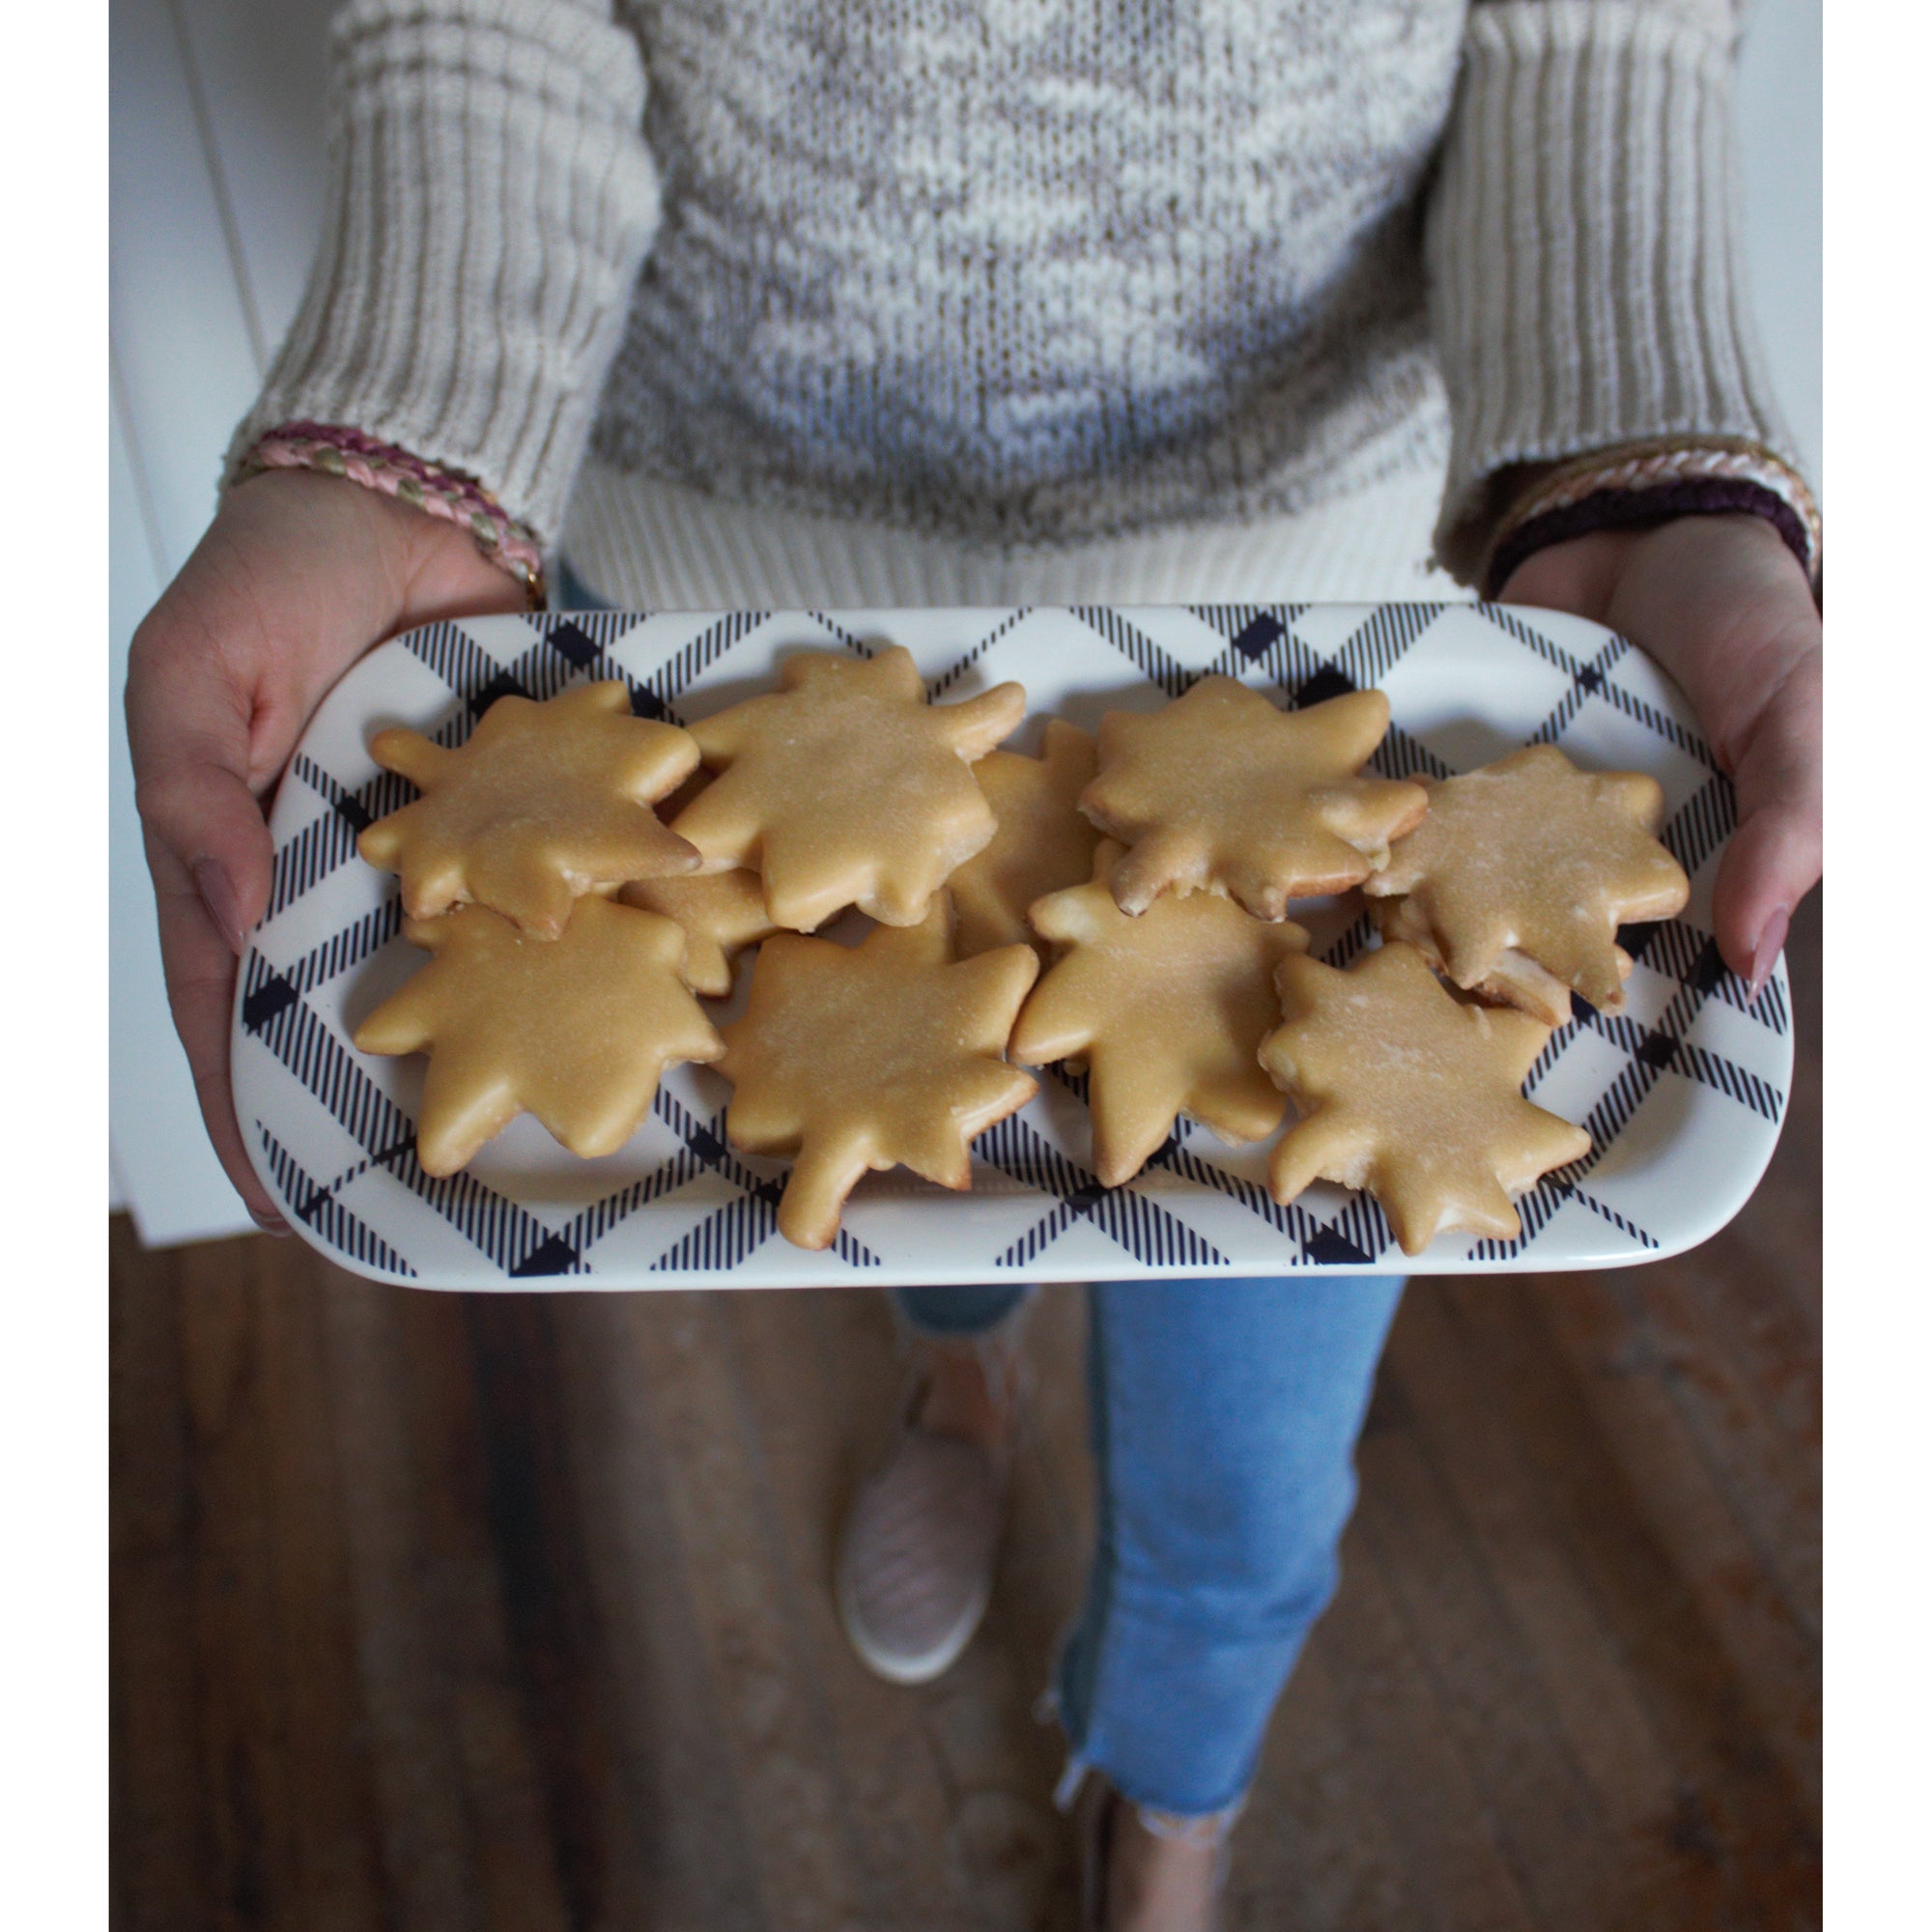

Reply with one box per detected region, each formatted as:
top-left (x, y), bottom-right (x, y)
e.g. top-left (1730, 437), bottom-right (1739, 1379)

top-left (948, 719), bottom-right (1101, 958)
top-left (670, 646), bottom-right (1025, 931)
top-left (1079, 677), bottom-right (1429, 919)
top-left (353, 896), bottom-right (724, 1175)
top-left (1362, 744), bottom-right (1690, 1024)
top-left (618, 767), bottom-right (777, 996)
top-left (358, 681), bottom-right (700, 937)
top-left (715, 905), bottom-right (1040, 1250)
top-left (619, 867), bottom-right (780, 998)
top-left (1259, 941), bottom-right (1592, 1257)
top-left (1010, 842), bottom-right (1308, 1186)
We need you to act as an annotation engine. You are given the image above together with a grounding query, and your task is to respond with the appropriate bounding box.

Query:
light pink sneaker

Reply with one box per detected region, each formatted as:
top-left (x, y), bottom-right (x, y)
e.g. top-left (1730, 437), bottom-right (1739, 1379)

top-left (835, 1321), bottom-right (1026, 1685)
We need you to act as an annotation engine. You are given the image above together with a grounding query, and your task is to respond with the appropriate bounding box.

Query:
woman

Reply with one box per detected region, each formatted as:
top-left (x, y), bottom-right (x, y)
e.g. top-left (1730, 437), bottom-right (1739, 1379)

top-left (127, 1), bottom-right (1820, 1922)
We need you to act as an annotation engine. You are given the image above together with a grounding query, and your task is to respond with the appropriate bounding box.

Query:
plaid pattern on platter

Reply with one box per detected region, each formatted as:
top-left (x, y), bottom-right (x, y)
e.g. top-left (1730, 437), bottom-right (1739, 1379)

top-left (231, 605), bottom-right (1793, 1288)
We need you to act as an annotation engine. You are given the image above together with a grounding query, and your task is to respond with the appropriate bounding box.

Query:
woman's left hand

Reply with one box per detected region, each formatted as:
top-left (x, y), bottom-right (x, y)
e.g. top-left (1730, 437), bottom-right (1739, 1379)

top-left (1496, 512), bottom-right (1820, 995)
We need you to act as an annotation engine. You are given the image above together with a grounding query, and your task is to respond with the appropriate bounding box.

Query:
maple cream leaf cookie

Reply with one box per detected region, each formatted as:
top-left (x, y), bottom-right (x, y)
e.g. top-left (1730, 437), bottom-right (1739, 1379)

top-left (358, 681), bottom-right (701, 938)
top-left (1259, 942), bottom-right (1592, 1257)
top-left (353, 896), bottom-right (724, 1175)
top-left (670, 646), bottom-right (1025, 931)
top-left (1361, 744), bottom-right (1690, 1024)
top-left (619, 868), bottom-right (779, 997)
top-left (715, 905), bottom-right (1039, 1250)
top-left (1079, 677), bottom-right (1429, 919)
top-left (618, 765), bottom-right (777, 996)
top-left (1010, 842), bottom-right (1308, 1186)
top-left (949, 719), bottom-right (1102, 958)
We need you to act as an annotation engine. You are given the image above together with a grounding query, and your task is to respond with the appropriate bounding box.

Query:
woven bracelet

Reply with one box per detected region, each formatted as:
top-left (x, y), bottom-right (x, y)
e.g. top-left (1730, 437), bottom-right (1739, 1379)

top-left (237, 422), bottom-right (547, 609)
top-left (1483, 438), bottom-right (1821, 603)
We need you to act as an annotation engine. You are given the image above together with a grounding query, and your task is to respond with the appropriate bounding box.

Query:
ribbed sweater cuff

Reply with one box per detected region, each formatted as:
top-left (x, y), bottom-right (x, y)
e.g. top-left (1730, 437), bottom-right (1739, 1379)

top-left (222, 0), bottom-right (660, 547)
top-left (1425, 0), bottom-right (1805, 583)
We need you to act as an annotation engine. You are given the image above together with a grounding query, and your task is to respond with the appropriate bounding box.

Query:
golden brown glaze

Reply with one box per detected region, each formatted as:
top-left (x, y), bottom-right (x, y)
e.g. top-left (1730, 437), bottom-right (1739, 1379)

top-left (353, 896), bottom-right (724, 1175)
top-left (670, 646), bottom-right (1025, 931)
top-left (714, 905), bottom-right (1039, 1249)
top-left (949, 718), bottom-right (1102, 958)
top-left (1010, 841), bottom-right (1308, 1186)
top-left (1362, 744), bottom-right (1689, 1022)
top-left (1079, 678), bottom-right (1427, 919)
top-left (1260, 941), bottom-right (1592, 1256)
top-left (357, 681), bottom-right (700, 937)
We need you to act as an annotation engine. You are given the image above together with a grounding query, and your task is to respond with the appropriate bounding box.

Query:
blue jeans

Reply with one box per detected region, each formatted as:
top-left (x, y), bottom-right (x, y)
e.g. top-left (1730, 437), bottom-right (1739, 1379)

top-left (900, 1276), bottom-right (1403, 1822)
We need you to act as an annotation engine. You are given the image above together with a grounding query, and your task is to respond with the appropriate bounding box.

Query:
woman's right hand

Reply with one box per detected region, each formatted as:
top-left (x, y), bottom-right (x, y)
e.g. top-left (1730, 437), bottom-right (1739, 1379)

top-left (125, 467), bottom-right (527, 1229)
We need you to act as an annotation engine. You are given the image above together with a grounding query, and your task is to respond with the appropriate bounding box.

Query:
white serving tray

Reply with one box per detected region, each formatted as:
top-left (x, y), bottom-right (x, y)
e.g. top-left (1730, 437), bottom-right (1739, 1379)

top-left (232, 603), bottom-right (1792, 1288)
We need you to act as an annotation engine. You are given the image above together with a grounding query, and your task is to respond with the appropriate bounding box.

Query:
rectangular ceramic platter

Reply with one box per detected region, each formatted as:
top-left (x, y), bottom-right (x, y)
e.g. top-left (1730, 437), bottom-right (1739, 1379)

top-left (232, 603), bottom-right (1793, 1289)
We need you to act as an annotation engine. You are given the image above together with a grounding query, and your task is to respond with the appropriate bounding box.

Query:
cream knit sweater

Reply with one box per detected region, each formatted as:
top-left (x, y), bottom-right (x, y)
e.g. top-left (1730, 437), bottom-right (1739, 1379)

top-left (226, 0), bottom-right (1798, 593)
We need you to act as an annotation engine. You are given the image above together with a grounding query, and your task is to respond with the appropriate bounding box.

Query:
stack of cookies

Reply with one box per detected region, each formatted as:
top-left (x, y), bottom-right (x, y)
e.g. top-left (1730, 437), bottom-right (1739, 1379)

top-left (350, 681), bottom-right (726, 1175)
top-left (353, 647), bottom-right (1688, 1259)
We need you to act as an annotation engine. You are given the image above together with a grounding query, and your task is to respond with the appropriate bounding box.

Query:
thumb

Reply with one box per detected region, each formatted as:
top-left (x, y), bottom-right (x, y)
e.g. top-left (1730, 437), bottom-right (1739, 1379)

top-left (1709, 651), bottom-right (1823, 996)
top-left (133, 753), bottom-right (274, 952)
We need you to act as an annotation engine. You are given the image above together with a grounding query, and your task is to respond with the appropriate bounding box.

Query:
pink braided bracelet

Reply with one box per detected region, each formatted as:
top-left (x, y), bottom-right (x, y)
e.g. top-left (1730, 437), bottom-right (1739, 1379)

top-left (238, 423), bottom-right (547, 607)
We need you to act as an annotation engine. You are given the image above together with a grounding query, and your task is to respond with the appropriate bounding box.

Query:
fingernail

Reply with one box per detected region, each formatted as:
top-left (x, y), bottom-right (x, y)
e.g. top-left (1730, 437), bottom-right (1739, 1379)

top-left (1747, 903), bottom-right (1790, 1002)
top-left (193, 858), bottom-right (248, 956)
top-left (249, 1207), bottom-right (292, 1237)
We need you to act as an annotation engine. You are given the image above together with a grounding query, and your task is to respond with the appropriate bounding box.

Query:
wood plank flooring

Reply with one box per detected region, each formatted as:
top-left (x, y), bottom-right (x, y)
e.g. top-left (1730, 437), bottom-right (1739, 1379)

top-left (111, 897), bottom-right (1819, 1932)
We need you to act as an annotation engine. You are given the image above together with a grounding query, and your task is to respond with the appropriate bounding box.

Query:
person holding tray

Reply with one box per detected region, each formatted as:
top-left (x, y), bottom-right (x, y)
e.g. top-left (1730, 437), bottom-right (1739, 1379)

top-left (127, 0), bottom-right (1821, 1923)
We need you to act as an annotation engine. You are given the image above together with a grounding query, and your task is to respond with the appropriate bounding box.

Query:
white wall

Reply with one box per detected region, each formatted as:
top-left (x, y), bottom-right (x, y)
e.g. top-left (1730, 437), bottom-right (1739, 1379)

top-left (110, 0), bottom-right (334, 1244)
top-left (1735, 0), bottom-right (1824, 485)
top-left (107, 0), bottom-right (1824, 1245)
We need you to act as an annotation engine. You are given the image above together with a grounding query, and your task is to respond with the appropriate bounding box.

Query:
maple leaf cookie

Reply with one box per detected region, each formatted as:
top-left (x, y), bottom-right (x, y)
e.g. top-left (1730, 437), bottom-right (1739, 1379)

top-left (1010, 842), bottom-right (1309, 1186)
top-left (353, 896), bottom-right (724, 1175)
top-left (715, 905), bottom-right (1040, 1250)
top-left (1079, 676), bottom-right (1429, 919)
top-left (619, 868), bottom-right (780, 997)
top-left (948, 719), bottom-right (1102, 958)
top-left (1361, 744), bottom-right (1690, 1024)
top-left (669, 646), bottom-right (1025, 931)
top-left (616, 766), bottom-right (777, 996)
top-left (358, 681), bottom-right (701, 937)
top-left (1258, 942), bottom-right (1592, 1257)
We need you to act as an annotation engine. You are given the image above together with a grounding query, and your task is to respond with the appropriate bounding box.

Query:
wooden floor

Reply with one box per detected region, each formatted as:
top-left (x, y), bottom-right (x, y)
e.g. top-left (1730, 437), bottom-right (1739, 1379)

top-left (111, 900), bottom-right (1820, 1932)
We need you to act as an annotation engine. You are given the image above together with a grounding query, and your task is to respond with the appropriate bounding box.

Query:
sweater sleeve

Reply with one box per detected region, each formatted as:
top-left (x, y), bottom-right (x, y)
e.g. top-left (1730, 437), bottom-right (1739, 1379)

top-left (1424, 0), bottom-right (1805, 583)
top-left (222, 0), bottom-right (661, 548)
